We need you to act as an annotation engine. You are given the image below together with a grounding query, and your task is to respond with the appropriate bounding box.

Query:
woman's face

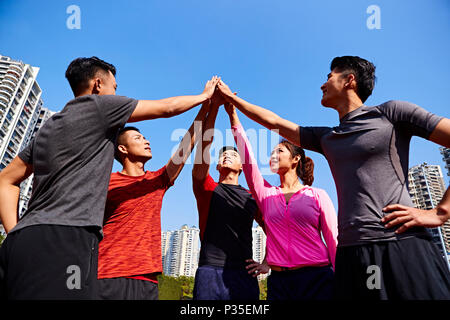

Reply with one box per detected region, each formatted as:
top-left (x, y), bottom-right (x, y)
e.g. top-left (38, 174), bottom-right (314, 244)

top-left (270, 143), bottom-right (298, 174)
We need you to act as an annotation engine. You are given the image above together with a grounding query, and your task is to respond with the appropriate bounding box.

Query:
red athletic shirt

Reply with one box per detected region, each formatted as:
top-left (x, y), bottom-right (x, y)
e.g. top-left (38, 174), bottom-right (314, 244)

top-left (98, 166), bottom-right (173, 282)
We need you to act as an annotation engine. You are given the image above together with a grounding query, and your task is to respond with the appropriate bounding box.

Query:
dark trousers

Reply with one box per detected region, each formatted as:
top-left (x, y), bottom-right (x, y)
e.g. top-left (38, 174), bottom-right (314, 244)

top-left (0, 224), bottom-right (100, 300)
top-left (193, 265), bottom-right (260, 300)
top-left (98, 277), bottom-right (159, 300)
top-left (267, 265), bottom-right (334, 300)
top-left (334, 235), bottom-right (450, 300)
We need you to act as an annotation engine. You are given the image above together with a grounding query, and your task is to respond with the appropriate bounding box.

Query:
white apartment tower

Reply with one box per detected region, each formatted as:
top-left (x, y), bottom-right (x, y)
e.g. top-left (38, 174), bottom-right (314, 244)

top-left (162, 224), bottom-right (269, 280)
top-left (162, 225), bottom-right (200, 277)
top-left (0, 55), bottom-right (43, 170)
top-left (441, 147), bottom-right (450, 178)
top-left (408, 163), bottom-right (450, 261)
top-left (18, 107), bottom-right (55, 217)
top-left (0, 54), bottom-right (54, 233)
top-left (252, 225), bottom-right (268, 280)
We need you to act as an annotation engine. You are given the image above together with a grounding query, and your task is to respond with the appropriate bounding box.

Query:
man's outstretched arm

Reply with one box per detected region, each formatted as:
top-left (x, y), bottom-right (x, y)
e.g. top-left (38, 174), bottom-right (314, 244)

top-left (192, 97), bottom-right (221, 181)
top-left (165, 103), bottom-right (210, 185)
top-left (0, 157), bottom-right (33, 233)
top-left (217, 80), bottom-right (300, 146)
top-left (128, 76), bottom-right (220, 122)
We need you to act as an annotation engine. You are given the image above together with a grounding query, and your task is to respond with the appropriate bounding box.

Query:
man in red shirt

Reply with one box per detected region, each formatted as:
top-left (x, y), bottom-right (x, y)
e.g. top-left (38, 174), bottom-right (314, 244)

top-left (97, 101), bottom-right (211, 300)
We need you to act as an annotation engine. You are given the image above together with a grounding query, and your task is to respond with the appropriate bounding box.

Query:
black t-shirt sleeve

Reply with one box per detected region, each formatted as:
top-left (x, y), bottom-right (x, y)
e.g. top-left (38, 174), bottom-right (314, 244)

top-left (299, 126), bottom-right (331, 155)
top-left (95, 95), bottom-right (139, 131)
top-left (18, 139), bottom-right (34, 165)
top-left (378, 100), bottom-right (444, 139)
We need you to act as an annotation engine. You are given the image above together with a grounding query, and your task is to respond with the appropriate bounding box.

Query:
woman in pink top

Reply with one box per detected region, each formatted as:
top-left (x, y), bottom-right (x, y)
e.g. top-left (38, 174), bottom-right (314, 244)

top-left (225, 103), bottom-right (338, 300)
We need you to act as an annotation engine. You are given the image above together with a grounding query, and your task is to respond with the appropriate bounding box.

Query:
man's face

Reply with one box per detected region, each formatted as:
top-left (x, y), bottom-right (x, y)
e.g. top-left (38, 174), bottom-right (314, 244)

top-left (96, 70), bottom-right (117, 95)
top-left (217, 149), bottom-right (242, 174)
top-left (320, 69), bottom-right (349, 108)
top-left (119, 130), bottom-right (152, 161)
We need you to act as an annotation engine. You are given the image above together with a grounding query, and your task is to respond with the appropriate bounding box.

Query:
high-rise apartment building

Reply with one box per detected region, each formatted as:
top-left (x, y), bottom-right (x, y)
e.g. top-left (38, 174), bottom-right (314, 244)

top-left (18, 107), bottom-right (55, 217)
top-left (441, 147), bottom-right (450, 178)
top-left (0, 54), bottom-right (55, 235)
top-left (252, 225), bottom-right (269, 280)
top-left (408, 163), bottom-right (450, 263)
top-left (162, 224), bottom-right (269, 280)
top-left (0, 55), bottom-right (44, 170)
top-left (162, 225), bottom-right (200, 277)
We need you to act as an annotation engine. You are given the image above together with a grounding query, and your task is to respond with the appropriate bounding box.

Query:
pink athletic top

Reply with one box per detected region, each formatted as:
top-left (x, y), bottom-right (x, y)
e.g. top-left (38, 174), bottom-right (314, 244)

top-left (232, 124), bottom-right (338, 269)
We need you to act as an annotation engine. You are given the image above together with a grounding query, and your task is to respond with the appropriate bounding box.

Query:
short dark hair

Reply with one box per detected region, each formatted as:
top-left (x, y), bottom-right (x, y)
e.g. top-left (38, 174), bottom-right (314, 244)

top-left (114, 126), bottom-right (140, 164)
top-left (65, 56), bottom-right (116, 96)
top-left (330, 56), bottom-right (376, 103)
top-left (219, 146), bottom-right (239, 157)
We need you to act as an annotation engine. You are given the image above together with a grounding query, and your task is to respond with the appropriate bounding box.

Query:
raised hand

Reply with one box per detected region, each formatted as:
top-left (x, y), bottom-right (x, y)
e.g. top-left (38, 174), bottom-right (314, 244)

top-left (210, 87), bottom-right (226, 107)
top-left (201, 76), bottom-right (221, 100)
top-left (216, 79), bottom-right (234, 100)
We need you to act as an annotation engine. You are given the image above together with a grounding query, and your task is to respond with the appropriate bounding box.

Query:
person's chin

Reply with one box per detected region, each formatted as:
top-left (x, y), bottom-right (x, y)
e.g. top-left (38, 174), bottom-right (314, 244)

top-left (321, 98), bottom-right (330, 107)
top-left (270, 164), bottom-right (279, 173)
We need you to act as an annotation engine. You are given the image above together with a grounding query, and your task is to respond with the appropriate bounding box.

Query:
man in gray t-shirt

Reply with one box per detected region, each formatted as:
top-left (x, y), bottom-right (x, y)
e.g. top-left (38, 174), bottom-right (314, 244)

top-left (300, 100), bottom-right (443, 247)
top-left (215, 56), bottom-right (450, 299)
top-left (0, 56), bottom-right (219, 299)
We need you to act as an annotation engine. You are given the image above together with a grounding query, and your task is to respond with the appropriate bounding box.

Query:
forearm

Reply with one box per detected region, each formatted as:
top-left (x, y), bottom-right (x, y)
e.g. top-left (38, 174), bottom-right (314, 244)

top-left (231, 123), bottom-right (267, 204)
top-left (192, 105), bottom-right (219, 179)
top-left (167, 104), bottom-right (209, 179)
top-left (0, 183), bottom-right (20, 233)
top-left (227, 108), bottom-right (241, 127)
top-left (437, 187), bottom-right (450, 223)
top-left (226, 94), bottom-right (280, 130)
top-left (129, 94), bottom-right (208, 122)
top-left (224, 93), bottom-right (300, 145)
top-left (164, 94), bottom-right (210, 117)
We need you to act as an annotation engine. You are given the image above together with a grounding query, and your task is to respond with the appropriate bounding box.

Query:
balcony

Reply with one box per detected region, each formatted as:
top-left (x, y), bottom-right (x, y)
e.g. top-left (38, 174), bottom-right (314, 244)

top-left (7, 68), bottom-right (21, 78)
top-left (0, 86), bottom-right (12, 97)
top-left (9, 64), bottom-right (23, 74)
top-left (0, 93), bottom-right (11, 104)
top-left (0, 99), bottom-right (7, 110)
top-left (0, 83), bottom-right (14, 94)
top-left (4, 71), bottom-right (20, 82)
top-left (2, 78), bottom-right (17, 90)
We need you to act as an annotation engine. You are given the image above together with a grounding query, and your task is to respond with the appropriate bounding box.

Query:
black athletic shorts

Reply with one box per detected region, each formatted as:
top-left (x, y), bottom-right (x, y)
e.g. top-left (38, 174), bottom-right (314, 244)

top-left (267, 265), bottom-right (334, 300)
top-left (98, 277), bottom-right (159, 300)
top-left (334, 235), bottom-right (450, 300)
top-left (0, 224), bottom-right (100, 300)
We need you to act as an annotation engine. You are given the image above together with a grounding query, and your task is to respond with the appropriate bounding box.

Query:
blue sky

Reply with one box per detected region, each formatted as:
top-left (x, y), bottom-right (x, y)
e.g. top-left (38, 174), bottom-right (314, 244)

top-left (1, 0), bottom-right (449, 231)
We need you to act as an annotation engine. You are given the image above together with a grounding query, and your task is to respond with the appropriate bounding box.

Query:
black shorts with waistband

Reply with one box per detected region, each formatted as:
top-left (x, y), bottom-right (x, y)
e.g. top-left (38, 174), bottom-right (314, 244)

top-left (334, 235), bottom-right (450, 300)
top-left (0, 224), bottom-right (100, 300)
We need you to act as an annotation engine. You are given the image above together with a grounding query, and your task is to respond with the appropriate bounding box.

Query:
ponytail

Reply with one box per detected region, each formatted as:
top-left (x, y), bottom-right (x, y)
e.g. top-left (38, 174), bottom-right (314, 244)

top-left (280, 140), bottom-right (314, 186)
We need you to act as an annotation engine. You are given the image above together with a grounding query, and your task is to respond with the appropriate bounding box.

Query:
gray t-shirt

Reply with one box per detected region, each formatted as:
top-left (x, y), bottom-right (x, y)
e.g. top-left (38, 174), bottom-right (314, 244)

top-left (14, 94), bottom-right (138, 235)
top-left (300, 100), bottom-right (443, 247)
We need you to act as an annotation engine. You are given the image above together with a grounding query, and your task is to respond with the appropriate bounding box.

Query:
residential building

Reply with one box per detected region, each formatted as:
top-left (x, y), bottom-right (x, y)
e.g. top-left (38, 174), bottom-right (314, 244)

top-left (162, 225), bottom-right (200, 277)
top-left (252, 225), bottom-right (268, 280)
top-left (408, 163), bottom-right (450, 264)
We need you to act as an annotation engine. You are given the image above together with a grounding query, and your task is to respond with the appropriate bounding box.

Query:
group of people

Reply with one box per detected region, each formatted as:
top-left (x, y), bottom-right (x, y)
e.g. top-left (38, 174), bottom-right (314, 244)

top-left (0, 55), bottom-right (449, 300)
